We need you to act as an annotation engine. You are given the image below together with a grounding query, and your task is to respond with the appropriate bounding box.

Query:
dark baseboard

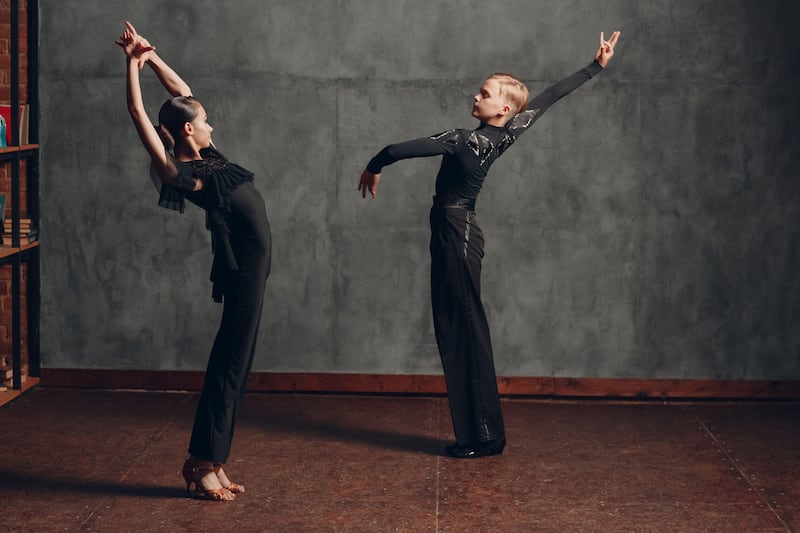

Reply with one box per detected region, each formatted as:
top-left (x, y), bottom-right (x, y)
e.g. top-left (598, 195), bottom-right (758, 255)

top-left (37, 368), bottom-right (800, 400)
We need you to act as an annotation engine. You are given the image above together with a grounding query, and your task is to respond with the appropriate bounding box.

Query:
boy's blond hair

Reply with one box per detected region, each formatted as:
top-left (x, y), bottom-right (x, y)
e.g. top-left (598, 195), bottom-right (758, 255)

top-left (489, 73), bottom-right (529, 115)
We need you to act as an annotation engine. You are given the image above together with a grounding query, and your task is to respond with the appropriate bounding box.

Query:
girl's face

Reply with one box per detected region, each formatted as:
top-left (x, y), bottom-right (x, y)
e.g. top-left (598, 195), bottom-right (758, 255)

top-left (189, 104), bottom-right (213, 148)
top-left (472, 78), bottom-right (511, 122)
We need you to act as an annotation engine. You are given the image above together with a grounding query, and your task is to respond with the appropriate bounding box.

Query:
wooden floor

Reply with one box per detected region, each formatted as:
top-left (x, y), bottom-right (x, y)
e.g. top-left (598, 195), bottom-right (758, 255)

top-left (1, 388), bottom-right (798, 532)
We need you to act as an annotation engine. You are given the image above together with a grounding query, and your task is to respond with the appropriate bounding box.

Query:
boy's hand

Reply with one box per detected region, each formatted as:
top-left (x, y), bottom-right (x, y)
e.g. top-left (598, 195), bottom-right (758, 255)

top-left (359, 169), bottom-right (381, 198)
top-left (594, 30), bottom-right (620, 68)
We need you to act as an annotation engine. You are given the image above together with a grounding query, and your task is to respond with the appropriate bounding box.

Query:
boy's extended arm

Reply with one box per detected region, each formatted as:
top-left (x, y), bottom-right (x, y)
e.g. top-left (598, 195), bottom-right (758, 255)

top-left (507, 30), bottom-right (620, 135)
top-left (359, 131), bottom-right (460, 198)
top-left (366, 133), bottom-right (459, 174)
top-left (505, 61), bottom-right (602, 135)
top-left (527, 62), bottom-right (603, 114)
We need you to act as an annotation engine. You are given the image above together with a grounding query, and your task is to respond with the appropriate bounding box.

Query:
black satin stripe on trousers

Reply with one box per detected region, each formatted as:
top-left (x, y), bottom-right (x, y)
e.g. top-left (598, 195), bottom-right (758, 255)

top-left (189, 182), bottom-right (272, 464)
top-left (429, 206), bottom-right (505, 445)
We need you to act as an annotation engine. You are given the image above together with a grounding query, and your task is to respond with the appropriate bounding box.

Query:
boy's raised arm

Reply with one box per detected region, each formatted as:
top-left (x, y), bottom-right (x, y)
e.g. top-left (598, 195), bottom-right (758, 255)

top-left (508, 30), bottom-right (620, 134)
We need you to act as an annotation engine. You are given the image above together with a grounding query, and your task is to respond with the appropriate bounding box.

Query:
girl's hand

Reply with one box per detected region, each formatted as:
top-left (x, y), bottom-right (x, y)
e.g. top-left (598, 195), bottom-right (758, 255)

top-left (115, 21), bottom-right (155, 69)
top-left (594, 30), bottom-right (620, 68)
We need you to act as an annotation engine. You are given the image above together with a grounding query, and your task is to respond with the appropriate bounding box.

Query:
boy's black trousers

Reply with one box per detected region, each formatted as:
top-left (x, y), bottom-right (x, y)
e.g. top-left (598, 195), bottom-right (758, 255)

top-left (429, 204), bottom-right (505, 445)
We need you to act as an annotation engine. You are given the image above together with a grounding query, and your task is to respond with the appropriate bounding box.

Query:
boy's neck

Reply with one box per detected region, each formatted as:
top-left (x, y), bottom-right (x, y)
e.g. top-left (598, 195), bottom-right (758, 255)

top-left (482, 116), bottom-right (508, 128)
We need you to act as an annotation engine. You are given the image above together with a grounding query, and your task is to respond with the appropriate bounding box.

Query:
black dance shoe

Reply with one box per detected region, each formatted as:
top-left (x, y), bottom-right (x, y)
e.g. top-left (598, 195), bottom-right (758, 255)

top-left (444, 436), bottom-right (506, 458)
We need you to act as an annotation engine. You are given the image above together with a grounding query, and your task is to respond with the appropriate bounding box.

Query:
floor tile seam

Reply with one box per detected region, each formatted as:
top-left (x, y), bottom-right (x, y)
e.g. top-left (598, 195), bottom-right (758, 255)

top-left (435, 398), bottom-right (442, 533)
top-left (690, 410), bottom-right (791, 531)
top-left (434, 455), bottom-right (441, 533)
top-left (76, 420), bottom-right (178, 530)
top-left (531, 501), bottom-right (789, 509)
top-left (116, 420), bottom-right (176, 483)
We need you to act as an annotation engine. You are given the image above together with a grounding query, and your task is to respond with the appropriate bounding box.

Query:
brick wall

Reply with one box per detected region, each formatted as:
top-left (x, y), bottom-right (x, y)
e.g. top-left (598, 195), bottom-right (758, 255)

top-left (0, 263), bottom-right (28, 371)
top-left (0, 158), bottom-right (28, 219)
top-left (0, 0), bottom-right (29, 104)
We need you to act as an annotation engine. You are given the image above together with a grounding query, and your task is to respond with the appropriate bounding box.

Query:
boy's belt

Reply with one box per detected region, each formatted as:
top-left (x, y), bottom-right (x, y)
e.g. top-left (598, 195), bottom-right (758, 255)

top-left (432, 195), bottom-right (475, 211)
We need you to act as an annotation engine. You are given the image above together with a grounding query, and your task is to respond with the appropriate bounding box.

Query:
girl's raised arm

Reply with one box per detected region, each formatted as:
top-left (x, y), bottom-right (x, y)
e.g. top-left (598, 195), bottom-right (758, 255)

top-left (117, 21), bottom-right (193, 98)
top-left (117, 23), bottom-right (180, 186)
top-left (147, 52), bottom-right (193, 98)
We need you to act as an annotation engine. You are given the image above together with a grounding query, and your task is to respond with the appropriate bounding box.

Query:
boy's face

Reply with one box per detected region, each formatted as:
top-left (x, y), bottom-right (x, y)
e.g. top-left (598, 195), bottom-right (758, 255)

top-left (472, 79), bottom-right (511, 122)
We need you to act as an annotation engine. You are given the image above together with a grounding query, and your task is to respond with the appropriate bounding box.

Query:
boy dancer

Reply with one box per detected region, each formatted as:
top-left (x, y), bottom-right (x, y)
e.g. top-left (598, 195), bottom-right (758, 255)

top-left (359, 32), bottom-right (620, 458)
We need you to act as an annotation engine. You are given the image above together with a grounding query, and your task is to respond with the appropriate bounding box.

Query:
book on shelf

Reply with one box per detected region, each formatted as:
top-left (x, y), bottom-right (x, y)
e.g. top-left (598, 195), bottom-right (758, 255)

top-left (0, 106), bottom-right (8, 147)
top-left (2, 232), bottom-right (38, 244)
top-left (0, 195), bottom-right (4, 246)
top-left (1, 364), bottom-right (27, 384)
top-left (1, 215), bottom-right (37, 246)
top-left (19, 104), bottom-right (29, 145)
top-left (0, 104), bottom-right (30, 146)
top-left (2, 231), bottom-right (38, 245)
top-left (3, 227), bottom-right (33, 235)
top-left (3, 219), bottom-right (33, 231)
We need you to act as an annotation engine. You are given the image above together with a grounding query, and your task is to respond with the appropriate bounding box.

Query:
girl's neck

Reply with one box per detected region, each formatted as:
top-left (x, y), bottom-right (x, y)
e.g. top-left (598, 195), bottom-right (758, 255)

top-left (175, 145), bottom-right (202, 162)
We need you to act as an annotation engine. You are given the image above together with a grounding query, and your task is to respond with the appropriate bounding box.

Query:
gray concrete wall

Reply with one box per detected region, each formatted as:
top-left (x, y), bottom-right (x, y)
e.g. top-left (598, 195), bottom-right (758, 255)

top-left (39, 1), bottom-right (800, 379)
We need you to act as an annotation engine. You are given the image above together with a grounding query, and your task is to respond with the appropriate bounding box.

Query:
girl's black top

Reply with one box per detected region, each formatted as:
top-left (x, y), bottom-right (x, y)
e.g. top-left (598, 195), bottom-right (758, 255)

top-left (156, 146), bottom-right (255, 301)
top-left (366, 61), bottom-right (603, 209)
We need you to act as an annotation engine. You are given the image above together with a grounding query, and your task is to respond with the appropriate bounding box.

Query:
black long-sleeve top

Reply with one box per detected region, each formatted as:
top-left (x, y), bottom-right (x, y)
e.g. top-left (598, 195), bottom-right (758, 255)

top-left (156, 146), bottom-right (255, 302)
top-left (366, 61), bottom-right (604, 208)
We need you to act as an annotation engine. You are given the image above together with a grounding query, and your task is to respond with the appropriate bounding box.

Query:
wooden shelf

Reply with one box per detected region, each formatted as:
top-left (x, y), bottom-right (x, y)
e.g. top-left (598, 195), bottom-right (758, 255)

top-left (0, 144), bottom-right (39, 154)
top-left (0, 376), bottom-right (39, 408)
top-left (0, 241), bottom-right (39, 260)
